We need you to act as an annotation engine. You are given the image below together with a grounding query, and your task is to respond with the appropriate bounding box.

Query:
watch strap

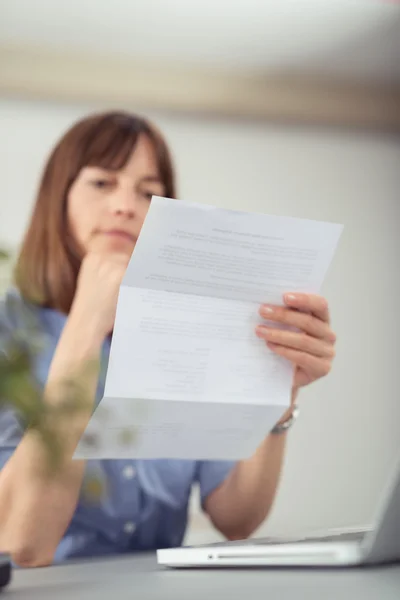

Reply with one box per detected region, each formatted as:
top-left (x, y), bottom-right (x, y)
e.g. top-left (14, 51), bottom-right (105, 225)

top-left (270, 405), bottom-right (299, 435)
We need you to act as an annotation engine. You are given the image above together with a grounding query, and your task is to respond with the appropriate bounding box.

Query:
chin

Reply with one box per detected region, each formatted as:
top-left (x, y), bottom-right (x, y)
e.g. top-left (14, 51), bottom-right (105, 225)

top-left (109, 239), bottom-right (135, 255)
top-left (91, 236), bottom-right (135, 255)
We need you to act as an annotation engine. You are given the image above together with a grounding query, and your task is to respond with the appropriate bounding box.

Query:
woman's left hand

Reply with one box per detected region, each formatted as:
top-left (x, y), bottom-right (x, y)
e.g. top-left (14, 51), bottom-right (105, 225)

top-left (256, 293), bottom-right (336, 394)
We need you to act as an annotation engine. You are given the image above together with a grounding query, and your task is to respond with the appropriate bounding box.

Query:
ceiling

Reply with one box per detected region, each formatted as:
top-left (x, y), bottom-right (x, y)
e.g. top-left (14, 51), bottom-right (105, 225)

top-left (1, 0), bottom-right (399, 85)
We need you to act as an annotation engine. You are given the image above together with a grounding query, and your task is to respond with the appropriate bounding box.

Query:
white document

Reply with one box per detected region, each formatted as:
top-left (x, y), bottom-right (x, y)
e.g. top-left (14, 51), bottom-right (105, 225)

top-left (74, 197), bottom-right (343, 460)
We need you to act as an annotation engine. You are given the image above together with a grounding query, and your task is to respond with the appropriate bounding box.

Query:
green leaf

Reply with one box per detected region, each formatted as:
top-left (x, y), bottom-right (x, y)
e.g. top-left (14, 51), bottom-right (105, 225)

top-left (82, 476), bottom-right (106, 504)
top-left (119, 428), bottom-right (137, 446)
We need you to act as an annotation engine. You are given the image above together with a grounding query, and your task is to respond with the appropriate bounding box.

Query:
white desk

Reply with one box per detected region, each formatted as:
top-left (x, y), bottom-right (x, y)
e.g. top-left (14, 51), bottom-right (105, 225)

top-left (9, 553), bottom-right (400, 599)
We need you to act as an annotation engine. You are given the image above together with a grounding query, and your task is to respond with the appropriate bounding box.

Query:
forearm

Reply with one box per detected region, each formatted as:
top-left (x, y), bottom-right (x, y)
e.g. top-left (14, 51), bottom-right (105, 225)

top-left (205, 432), bottom-right (288, 539)
top-left (205, 400), bottom-right (297, 540)
top-left (0, 308), bottom-right (103, 566)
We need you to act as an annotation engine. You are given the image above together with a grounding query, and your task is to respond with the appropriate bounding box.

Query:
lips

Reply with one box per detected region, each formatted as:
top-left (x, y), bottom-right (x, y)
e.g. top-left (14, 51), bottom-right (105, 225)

top-left (102, 230), bottom-right (136, 242)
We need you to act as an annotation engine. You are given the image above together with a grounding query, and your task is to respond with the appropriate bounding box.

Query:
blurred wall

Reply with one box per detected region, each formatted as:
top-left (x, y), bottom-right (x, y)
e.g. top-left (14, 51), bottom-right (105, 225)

top-left (1, 97), bottom-right (399, 544)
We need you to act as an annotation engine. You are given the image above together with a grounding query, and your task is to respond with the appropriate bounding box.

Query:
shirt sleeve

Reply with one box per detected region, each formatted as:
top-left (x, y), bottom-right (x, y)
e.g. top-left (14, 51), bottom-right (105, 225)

top-left (196, 460), bottom-right (236, 508)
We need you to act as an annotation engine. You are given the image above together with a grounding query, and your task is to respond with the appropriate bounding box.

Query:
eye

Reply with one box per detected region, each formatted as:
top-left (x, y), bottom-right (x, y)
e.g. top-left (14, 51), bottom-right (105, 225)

top-left (90, 178), bottom-right (113, 189)
top-left (141, 191), bottom-right (154, 201)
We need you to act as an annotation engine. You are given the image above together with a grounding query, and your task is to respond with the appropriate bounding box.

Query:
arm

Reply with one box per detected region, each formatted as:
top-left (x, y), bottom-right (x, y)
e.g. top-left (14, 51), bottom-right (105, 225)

top-left (0, 251), bottom-right (129, 567)
top-left (204, 401), bottom-right (295, 540)
top-left (0, 307), bottom-right (103, 567)
top-left (205, 292), bottom-right (336, 540)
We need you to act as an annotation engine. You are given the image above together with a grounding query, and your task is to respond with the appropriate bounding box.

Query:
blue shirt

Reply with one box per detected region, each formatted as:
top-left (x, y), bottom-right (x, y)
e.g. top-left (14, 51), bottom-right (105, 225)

top-left (0, 287), bottom-right (235, 562)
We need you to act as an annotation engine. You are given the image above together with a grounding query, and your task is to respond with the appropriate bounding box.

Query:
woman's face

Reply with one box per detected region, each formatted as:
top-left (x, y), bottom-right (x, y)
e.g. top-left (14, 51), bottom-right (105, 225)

top-left (67, 134), bottom-right (165, 258)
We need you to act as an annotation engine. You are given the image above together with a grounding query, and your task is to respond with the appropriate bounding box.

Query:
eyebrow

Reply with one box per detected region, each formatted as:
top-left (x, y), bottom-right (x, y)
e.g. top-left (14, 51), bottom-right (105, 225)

top-left (85, 168), bottom-right (163, 184)
top-left (138, 176), bottom-right (163, 185)
top-left (140, 175), bottom-right (162, 183)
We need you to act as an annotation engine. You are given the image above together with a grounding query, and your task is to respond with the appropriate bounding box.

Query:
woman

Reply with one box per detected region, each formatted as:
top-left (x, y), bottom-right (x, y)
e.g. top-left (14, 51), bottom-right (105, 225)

top-left (0, 111), bottom-right (336, 567)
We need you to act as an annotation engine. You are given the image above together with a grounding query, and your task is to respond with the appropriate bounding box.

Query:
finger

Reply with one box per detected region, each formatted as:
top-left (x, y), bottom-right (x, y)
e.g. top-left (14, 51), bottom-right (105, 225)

top-left (283, 293), bottom-right (330, 323)
top-left (266, 342), bottom-right (332, 378)
top-left (259, 305), bottom-right (336, 342)
top-left (256, 326), bottom-right (335, 359)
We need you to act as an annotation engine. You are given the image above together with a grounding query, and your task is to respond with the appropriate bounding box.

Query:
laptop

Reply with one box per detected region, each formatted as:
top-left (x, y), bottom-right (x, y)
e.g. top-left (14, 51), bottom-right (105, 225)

top-left (157, 451), bottom-right (400, 568)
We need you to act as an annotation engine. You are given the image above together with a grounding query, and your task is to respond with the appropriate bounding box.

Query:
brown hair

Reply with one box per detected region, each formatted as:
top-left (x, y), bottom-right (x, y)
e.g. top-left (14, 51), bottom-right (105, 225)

top-left (14, 111), bottom-right (176, 314)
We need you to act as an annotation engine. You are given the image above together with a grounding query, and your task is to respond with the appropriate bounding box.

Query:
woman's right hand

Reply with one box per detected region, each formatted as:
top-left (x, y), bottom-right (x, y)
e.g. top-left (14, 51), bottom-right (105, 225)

top-left (70, 251), bottom-right (130, 341)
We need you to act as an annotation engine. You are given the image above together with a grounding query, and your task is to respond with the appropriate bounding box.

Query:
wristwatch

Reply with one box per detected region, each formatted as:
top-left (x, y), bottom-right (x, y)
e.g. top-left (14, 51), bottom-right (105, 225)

top-left (270, 404), bottom-right (299, 435)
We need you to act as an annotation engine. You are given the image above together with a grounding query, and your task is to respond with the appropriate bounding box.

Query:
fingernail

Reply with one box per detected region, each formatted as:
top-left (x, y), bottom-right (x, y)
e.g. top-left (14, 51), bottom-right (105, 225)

top-left (285, 294), bottom-right (297, 303)
top-left (261, 305), bottom-right (274, 314)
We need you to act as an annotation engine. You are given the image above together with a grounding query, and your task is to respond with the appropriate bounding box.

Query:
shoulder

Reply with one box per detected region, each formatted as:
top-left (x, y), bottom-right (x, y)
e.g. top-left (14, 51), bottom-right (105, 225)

top-left (0, 286), bottom-right (22, 325)
top-left (0, 286), bottom-right (45, 353)
top-left (0, 286), bottom-right (25, 341)
top-left (0, 286), bottom-right (37, 327)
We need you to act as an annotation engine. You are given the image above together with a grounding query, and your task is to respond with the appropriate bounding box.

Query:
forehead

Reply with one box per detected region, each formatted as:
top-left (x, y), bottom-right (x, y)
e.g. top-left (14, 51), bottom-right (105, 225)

top-left (116, 134), bottom-right (160, 178)
top-left (81, 133), bottom-right (160, 178)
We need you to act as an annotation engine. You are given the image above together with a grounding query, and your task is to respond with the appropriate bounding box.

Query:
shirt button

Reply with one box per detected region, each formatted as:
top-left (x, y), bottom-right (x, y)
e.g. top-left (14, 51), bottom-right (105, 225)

top-left (122, 465), bottom-right (136, 480)
top-left (123, 521), bottom-right (136, 535)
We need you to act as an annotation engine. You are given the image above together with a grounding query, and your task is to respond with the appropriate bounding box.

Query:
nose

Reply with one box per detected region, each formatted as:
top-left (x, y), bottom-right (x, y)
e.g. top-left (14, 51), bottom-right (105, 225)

top-left (108, 186), bottom-right (136, 218)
